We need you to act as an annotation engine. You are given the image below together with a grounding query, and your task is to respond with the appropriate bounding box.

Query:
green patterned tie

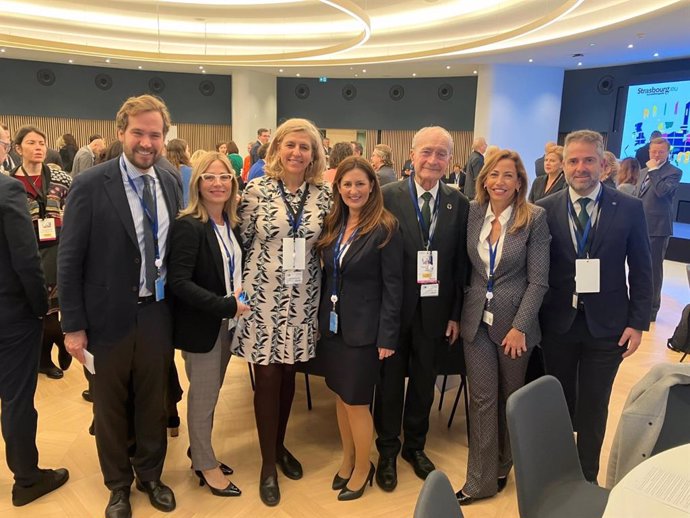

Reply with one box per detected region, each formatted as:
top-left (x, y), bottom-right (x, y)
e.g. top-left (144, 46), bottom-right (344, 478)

top-left (577, 197), bottom-right (590, 229)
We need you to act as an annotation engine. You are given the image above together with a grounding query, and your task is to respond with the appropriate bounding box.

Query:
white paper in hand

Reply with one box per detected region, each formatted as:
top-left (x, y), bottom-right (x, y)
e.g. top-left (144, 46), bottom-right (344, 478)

top-left (83, 350), bottom-right (96, 375)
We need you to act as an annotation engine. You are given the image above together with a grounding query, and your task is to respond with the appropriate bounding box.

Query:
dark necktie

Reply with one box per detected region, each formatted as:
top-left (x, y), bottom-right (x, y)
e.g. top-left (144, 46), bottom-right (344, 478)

top-left (141, 174), bottom-right (157, 292)
top-left (638, 173), bottom-right (650, 197)
top-left (577, 197), bottom-right (590, 229)
top-left (421, 191), bottom-right (432, 241)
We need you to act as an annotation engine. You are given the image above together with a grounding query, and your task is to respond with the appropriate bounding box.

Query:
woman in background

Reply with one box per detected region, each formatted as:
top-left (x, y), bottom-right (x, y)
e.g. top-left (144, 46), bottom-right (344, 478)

top-left (58, 133), bottom-right (78, 173)
top-left (616, 157), bottom-right (640, 195)
top-left (602, 151), bottom-right (619, 188)
top-left (166, 138), bottom-right (193, 207)
top-left (528, 145), bottom-right (566, 203)
top-left (323, 142), bottom-right (353, 184)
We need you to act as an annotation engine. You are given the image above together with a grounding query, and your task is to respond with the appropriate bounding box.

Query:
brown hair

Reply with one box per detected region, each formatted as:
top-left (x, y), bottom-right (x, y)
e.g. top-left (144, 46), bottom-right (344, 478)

top-left (178, 152), bottom-right (240, 227)
top-left (564, 130), bottom-right (604, 159)
top-left (617, 157), bottom-right (640, 186)
top-left (329, 142), bottom-right (354, 169)
top-left (115, 94), bottom-right (171, 136)
top-left (317, 156), bottom-right (397, 251)
top-left (166, 138), bottom-right (190, 169)
top-left (475, 149), bottom-right (534, 233)
top-left (264, 118), bottom-right (326, 185)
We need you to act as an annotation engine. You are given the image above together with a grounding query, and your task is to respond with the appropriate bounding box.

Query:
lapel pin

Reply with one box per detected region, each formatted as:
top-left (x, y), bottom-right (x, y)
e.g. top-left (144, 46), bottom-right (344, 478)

top-left (612, 201), bottom-right (617, 205)
top-left (447, 203), bottom-right (453, 210)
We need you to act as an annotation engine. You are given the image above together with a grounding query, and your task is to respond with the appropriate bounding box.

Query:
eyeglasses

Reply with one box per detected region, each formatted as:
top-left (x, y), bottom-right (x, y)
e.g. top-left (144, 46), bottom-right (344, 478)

top-left (0, 141), bottom-right (11, 151)
top-left (200, 173), bottom-right (234, 183)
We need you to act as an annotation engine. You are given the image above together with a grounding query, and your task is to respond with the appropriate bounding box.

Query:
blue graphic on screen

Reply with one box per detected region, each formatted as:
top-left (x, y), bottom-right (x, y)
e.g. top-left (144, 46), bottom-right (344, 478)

top-left (620, 79), bottom-right (690, 183)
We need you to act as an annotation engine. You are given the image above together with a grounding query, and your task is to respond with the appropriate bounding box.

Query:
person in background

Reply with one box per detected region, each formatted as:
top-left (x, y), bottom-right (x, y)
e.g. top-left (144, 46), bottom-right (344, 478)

top-left (58, 133), bottom-right (79, 174)
top-left (10, 126), bottom-right (72, 380)
top-left (247, 142), bottom-right (270, 183)
top-left (602, 151), bottom-right (619, 188)
top-left (226, 141), bottom-right (245, 190)
top-left (1, 123), bottom-right (20, 172)
top-left (168, 152), bottom-right (247, 498)
top-left (71, 134), bottom-right (105, 177)
top-left (454, 149), bottom-right (550, 505)
top-left (0, 124), bottom-right (12, 175)
top-left (635, 130), bottom-right (662, 168)
top-left (323, 142), bottom-right (354, 184)
top-left (464, 136), bottom-right (488, 200)
top-left (98, 141), bottom-right (123, 164)
top-left (370, 144), bottom-right (397, 186)
top-left (190, 149), bottom-right (207, 169)
top-left (215, 142), bottom-right (228, 155)
top-left (616, 157), bottom-right (640, 195)
top-left (323, 137), bottom-right (332, 159)
top-left (242, 141), bottom-right (254, 182)
top-left (231, 118), bottom-right (330, 507)
top-left (316, 156), bottom-right (402, 501)
top-left (166, 138), bottom-right (193, 207)
top-left (534, 141), bottom-right (556, 178)
top-left (350, 141), bottom-right (363, 157)
top-left (250, 128), bottom-right (271, 165)
top-left (528, 145), bottom-right (566, 203)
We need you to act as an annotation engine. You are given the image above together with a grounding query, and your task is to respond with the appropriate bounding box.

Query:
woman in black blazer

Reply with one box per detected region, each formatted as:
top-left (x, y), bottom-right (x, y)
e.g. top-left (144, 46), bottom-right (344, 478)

top-left (168, 152), bottom-right (248, 497)
top-left (316, 156), bottom-right (403, 501)
top-left (528, 145), bottom-right (566, 203)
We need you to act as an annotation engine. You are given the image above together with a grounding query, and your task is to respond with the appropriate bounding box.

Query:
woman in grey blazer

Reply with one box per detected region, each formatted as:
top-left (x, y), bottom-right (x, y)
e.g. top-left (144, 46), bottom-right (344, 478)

top-left (455, 149), bottom-right (551, 505)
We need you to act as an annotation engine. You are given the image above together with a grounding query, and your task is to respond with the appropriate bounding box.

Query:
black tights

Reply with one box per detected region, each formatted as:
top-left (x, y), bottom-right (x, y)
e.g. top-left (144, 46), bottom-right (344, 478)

top-left (253, 363), bottom-right (297, 479)
top-left (40, 312), bottom-right (66, 369)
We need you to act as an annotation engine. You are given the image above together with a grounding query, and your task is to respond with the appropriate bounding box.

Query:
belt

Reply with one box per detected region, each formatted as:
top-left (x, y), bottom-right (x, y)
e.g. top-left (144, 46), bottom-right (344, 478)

top-left (137, 295), bottom-right (156, 305)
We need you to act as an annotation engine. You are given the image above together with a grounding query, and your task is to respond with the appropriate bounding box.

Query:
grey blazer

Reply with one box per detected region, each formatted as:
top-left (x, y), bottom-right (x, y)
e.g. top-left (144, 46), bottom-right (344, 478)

top-left (460, 201), bottom-right (551, 348)
top-left (634, 161), bottom-right (682, 237)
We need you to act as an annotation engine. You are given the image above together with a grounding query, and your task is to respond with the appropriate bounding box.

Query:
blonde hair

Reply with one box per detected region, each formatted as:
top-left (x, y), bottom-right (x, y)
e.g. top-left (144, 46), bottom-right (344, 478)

top-left (264, 118), bottom-right (326, 185)
top-left (116, 94), bottom-right (171, 136)
top-left (603, 151), bottom-right (619, 181)
top-left (475, 149), bottom-right (534, 233)
top-left (190, 149), bottom-right (208, 169)
top-left (546, 145), bottom-right (564, 163)
top-left (178, 152), bottom-right (239, 227)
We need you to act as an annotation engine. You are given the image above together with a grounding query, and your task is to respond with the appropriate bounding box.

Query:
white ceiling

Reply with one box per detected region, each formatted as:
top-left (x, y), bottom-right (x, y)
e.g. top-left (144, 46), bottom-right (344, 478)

top-left (0, 0), bottom-right (688, 78)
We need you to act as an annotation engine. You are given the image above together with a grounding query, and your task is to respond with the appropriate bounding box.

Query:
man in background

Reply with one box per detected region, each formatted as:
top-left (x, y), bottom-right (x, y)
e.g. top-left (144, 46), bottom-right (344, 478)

top-left (250, 128), bottom-right (270, 165)
top-left (71, 134), bottom-right (105, 177)
top-left (635, 130), bottom-right (662, 168)
top-left (463, 136), bottom-right (487, 200)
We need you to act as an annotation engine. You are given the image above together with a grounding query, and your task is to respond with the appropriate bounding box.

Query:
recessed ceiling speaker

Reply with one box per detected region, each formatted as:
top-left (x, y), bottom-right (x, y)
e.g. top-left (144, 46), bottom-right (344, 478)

top-left (148, 77), bottom-right (165, 93)
top-left (199, 80), bottom-right (215, 96)
top-left (389, 85), bottom-right (405, 101)
top-left (94, 73), bottom-right (113, 91)
top-left (597, 75), bottom-right (614, 95)
top-left (438, 83), bottom-right (454, 100)
top-left (295, 84), bottom-right (310, 100)
top-left (36, 69), bottom-right (56, 86)
top-left (342, 84), bottom-right (357, 101)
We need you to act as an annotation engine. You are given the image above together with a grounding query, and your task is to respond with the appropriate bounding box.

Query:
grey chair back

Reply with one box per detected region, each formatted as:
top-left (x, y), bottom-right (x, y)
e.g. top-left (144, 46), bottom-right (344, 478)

top-left (413, 470), bottom-right (463, 518)
top-left (651, 384), bottom-right (690, 455)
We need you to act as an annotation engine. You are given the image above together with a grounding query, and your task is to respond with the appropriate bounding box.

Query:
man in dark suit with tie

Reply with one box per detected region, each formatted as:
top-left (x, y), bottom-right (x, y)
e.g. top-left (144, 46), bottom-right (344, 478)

top-left (634, 136), bottom-right (682, 322)
top-left (463, 136), bottom-right (487, 200)
top-left (374, 126), bottom-right (469, 491)
top-left (0, 173), bottom-right (69, 506)
top-left (635, 130), bottom-right (662, 168)
top-left (538, 129), bottom-right (652, 483)
top-left (59, 95), bottom-right (181, 518)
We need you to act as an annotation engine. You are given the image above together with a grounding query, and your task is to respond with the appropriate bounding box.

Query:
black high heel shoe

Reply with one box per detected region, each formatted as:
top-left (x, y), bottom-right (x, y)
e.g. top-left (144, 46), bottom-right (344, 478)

top-left (186, 447), bottom-right (233, 475)
top-left (331, 470), bottom-right (351, 491)
top-left (337, 462), bottom-right (375, 501)
top-left (194, 470), bottom-right (241, 497)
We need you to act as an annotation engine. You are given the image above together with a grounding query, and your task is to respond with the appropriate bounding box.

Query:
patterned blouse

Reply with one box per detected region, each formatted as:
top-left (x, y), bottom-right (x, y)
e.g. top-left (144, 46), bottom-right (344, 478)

top-left (231, 175), bottom-right (331, 365)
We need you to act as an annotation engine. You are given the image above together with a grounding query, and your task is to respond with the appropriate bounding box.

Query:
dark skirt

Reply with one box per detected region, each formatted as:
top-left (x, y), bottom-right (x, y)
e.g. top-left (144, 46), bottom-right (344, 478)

top-left (319, 334), bottom-right (380, 406)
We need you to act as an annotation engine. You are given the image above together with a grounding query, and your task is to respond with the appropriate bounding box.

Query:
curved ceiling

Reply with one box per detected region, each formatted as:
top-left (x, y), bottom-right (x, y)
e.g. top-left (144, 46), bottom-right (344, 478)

top-left (0, 0), bottom-right (688, 77)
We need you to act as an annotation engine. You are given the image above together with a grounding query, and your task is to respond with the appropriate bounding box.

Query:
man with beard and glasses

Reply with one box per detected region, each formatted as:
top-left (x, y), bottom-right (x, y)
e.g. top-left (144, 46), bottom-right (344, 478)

top-left (58, 95), bottom-right (181, 518)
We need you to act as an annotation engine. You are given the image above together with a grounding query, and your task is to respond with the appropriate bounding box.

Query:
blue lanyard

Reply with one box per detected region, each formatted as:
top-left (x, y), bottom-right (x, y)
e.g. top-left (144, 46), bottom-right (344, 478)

top-left (210, 214), bottom-right (236, 292)
top-left (407, 174), bottom-right (439, 249)
top-left (567, 187), bottom-right (603, 258)
top-left (121, 157), bottom-right (160, 263)
top-left (330, 222), bottom-right (359, 308)
top-left (487, 236), bottom-right (500, 299)
top-left (277, 180), bottom-right (309, 237)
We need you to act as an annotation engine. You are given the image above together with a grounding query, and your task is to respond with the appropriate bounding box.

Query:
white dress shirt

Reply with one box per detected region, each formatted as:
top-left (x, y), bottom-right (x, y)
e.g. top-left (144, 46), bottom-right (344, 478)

top-left (568, 182), bottom-right (601, 255)
top-left (478, 203), bottom-right (513, 277)
top-left (413, 178), bottom-right (440, 243)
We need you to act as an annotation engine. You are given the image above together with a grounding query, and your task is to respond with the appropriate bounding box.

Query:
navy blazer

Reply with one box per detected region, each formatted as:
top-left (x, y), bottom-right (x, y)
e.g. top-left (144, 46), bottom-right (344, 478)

top-left (58, 158), bottom-right (181, 350)
top-left (318, 225), bottom-right (403, 348)
top-left (382, 179), bottom-right (469, 339)
top-left (537, 185), bottom-right (653, 338)
top-left (635, 161), bottom-right (682, 237)
top-left (168, 215), bottom-right (242, 353)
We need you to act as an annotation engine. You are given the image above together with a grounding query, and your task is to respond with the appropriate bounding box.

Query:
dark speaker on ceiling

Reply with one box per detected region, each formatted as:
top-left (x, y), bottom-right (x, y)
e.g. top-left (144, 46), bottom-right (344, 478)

top-left (389, 85), bottom-right (405, 101)
top-left (597, 75), bottom-right (614, 95)
top-left (199, 80), bottom-right (215, 96)
top-left (342, 84), bottom-right (357, 101)
top-left (295, 84), bottom-right (310, 100)
top-left (148, 77), bottom-right (165, 93)
top-left (94, 73), bottom-right (113, 91)
top-left (438, 83), bottom-right (454, 101)
top-left (36, 69), bottom-right (56, 86)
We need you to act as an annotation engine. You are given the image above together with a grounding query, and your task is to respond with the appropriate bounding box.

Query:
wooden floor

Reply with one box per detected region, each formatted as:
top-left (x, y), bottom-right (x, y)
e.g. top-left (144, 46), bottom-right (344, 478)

top-left (1, 261), bottom-right (688, 518)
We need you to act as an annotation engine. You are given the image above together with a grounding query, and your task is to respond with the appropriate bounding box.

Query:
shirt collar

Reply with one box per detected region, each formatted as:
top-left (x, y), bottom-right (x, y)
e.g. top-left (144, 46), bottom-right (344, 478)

top-left (484, 202), bottom-right (513, 225)
top-left (122, 153), bottom-right (154, 178)
top-left (568, 182), bottom-right (601, 205)
top-left (414, 177), bottom-right (440, 201)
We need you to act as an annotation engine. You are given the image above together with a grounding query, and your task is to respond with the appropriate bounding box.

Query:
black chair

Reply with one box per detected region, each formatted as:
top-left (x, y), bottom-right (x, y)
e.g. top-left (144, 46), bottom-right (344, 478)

top-left (651, 383), bottom-right (690, 455)
top-left (413, 470), bottom-right (464, 518)
top-left (506, 376), bottom-right (610, 518)
top-left (436, 342), bottom-right (470, 436)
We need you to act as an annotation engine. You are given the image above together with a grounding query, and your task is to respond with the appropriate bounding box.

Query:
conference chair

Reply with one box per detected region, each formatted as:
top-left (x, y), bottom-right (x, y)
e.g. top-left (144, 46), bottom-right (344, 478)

top-left (436, 341), bottom-right (470, 436)
top-left (651, 383), bottom-right (690, 455)
top-left (506, 376), bottom-right (610, 518)
top-left (413, 470), bottom-right (464, 518)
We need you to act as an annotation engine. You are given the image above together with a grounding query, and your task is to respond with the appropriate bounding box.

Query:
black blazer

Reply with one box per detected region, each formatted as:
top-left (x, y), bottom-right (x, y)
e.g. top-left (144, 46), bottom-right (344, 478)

top-left (58, 158), bottom-right (181, 350)
top-left (318, 225), bottom-right (403, 349)
top-left (528, 172), bottom-right (567, 203)
top-left (0, 174), bottom-right (47, 325)
top-left (382, 179), bottom-right (469, 339)
top-left (537, 185), bottom-right (653, 338)
top-left (169, 215), bottom-right (242, 353)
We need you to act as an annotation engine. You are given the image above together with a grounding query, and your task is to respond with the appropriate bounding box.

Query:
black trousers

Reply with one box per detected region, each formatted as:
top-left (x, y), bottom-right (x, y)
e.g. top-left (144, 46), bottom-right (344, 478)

top-left (0, 316), bottom-right (42, 486)
top-left (92, 301), bottom-right (174, 489)
top-left (374, 304), bottom-right (443, 457)
top-left (541, 312), bottom-right (624, 482)
top-left (649, 235), bottom-right (670, 315)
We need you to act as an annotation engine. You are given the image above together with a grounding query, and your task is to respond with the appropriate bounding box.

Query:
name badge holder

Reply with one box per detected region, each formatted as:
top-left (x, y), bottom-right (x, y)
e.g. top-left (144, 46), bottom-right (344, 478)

top-left (568, 189), bottom-right (603, 307)
top-left (278, 181), bottom-right (309, 286)
top-left (408, 175), bottom-right (440, 297)
top-left (21, 166), bottom-right (55, 242)
top-left (329, 222), bottom-right (359, 334)
top-left (211, 214), bottom-right (241, 328)
top-left (483, 236), bottom-right (499, 326)
top-left (122, 158), bottom-right (165, 301)
top-left (37, 217), bottom-right (57, 241)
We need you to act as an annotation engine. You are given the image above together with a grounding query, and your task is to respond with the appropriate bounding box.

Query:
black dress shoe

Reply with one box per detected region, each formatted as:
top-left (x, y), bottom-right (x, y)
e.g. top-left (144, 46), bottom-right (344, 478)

top-left (82, 390), bottom-right (93, 403)
top-left (186, 447), bottom-right (233, 475)
top-left (332, 471), bottom-right (351, 490)
top-left (105, 487), bottom-right (132, 518)
top-left (259, 474), bottom-right (280, 507)
top-left (167, 415), bottom-right (180, 438)
top-left (337, 462), bottom-right (375, 501)
top-left (58, 348), bottom-right (73, 371)
top-left (39, 366), bottom-right (63, 379)
top-left (135, 479), bottom-right (176, 512)
top-left (375, 456), bottom-right (397, 492)
top-left (276, 448), bottom-right (303, 480)
top-left (12, 468), bottom-right (69, 506)
top-left (195, 470), bottom-right (241, 497)
top-left (497, 475), bottom-right (508, 493)
top-left (455, 489), bottom-right (475, 505)
top-left (401, 449), bottom-right (435, 480)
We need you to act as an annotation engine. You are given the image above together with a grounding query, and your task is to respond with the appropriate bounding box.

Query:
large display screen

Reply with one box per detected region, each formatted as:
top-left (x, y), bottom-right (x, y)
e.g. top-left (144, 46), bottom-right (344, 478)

top-left (620, 79), bottom-right (690, 183)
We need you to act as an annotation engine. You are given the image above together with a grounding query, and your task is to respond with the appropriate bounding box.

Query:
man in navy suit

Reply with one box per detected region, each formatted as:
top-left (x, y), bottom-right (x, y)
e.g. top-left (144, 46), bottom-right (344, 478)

top-left (59, 95), bottom-right (181, 518)
top-left (634, 137), bottom-right (682, 322)
top-left (538, 129), bottom-right (652, 483)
